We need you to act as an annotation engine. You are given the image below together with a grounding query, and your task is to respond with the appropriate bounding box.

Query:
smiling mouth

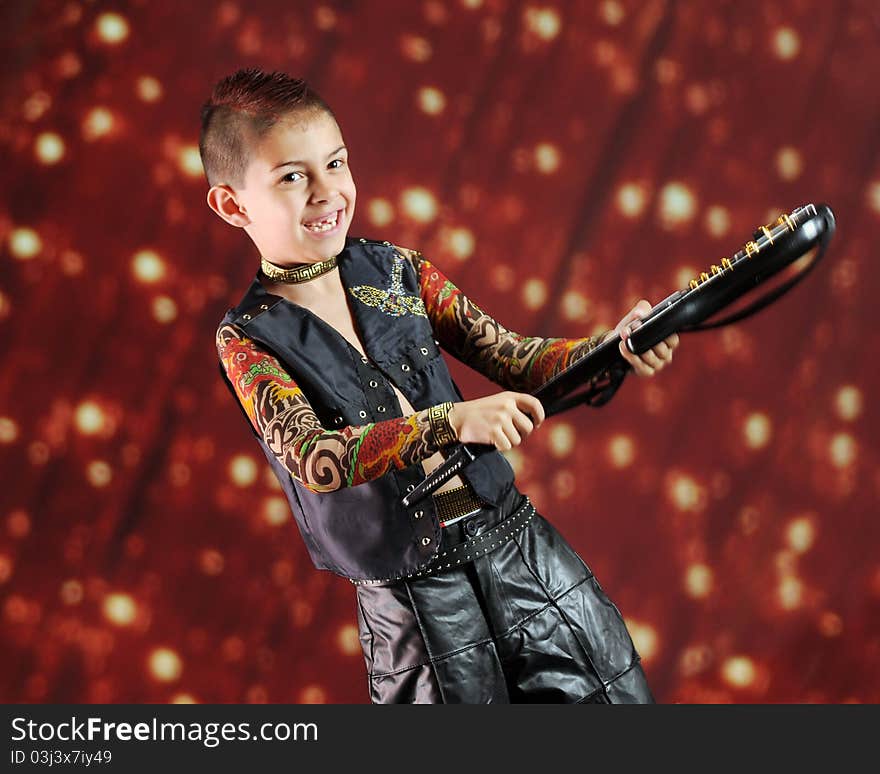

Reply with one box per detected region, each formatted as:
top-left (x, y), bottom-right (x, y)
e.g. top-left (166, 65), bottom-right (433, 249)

top-left (302, 209), bottom-right (341, 232)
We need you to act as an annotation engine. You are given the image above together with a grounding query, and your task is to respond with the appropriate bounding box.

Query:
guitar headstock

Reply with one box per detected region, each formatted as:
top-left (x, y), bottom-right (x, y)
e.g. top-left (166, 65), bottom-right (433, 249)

top-left (685, 205), bottom-right (816, 291)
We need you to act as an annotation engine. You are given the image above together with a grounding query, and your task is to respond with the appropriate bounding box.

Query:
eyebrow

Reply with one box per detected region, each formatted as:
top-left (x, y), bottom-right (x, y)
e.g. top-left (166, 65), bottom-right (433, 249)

top-left (270, 145), bottom-right (347, 172)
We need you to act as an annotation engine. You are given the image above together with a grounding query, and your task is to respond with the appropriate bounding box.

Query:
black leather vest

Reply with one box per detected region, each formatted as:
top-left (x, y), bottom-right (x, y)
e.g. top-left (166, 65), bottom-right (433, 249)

top-left (217, 237), bottom-right (515, 581)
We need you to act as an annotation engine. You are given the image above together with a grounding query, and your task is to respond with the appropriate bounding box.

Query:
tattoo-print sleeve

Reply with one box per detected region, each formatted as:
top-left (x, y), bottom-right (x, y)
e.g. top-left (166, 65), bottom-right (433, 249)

top-left (216, 323), bottom-right (455, 493)
top-left (394, 246), bottom-right (614, 393)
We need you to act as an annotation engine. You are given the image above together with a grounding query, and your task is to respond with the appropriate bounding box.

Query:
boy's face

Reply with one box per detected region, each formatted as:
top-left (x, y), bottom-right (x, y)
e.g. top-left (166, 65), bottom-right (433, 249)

top-left (236, 109), bottom-right (356, 265)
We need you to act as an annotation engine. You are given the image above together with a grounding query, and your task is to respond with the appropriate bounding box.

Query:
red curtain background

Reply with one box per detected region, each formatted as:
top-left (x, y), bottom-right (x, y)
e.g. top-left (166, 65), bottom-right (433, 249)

top-left (1, 0), bottom-right (877, 703)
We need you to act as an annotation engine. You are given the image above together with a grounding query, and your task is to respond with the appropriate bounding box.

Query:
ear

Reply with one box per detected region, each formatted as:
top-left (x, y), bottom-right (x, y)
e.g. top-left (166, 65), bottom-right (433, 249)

top-left (206, 184), bottom-right (251, 227)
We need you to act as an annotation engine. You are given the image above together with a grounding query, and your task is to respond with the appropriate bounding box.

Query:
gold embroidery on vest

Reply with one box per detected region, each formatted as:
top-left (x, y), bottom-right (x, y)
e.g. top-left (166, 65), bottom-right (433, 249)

top-left (348, 250), bottom-right (428, 318)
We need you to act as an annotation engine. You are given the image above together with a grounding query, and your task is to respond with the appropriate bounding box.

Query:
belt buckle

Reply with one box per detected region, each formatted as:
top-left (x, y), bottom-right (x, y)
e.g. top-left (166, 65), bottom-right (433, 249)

top-left (438, 505), bottom-right (483, 529)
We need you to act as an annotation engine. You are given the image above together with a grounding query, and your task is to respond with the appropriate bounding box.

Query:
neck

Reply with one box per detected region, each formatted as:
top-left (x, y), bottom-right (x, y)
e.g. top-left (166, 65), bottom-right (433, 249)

top-left (261, 266), bottom-right (342, 299)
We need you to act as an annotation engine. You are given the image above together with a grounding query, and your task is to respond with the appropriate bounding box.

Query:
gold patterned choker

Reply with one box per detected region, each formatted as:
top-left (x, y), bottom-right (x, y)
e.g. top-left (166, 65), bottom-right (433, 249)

top-left (260, 254), bottom-right (338, 284)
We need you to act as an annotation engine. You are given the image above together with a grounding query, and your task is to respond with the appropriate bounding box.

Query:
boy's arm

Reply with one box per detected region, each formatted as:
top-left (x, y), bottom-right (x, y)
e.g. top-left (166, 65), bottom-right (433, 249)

top-left (216, 323), bottom-right (456, 493)
top-left (396, 246), bottom-right (615, 393)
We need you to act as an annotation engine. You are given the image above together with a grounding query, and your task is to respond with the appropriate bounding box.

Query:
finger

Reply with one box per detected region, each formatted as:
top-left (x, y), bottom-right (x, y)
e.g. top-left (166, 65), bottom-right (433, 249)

top-left (502, 418), bottom-right (522, 447)
top-left (634, 360), bottom-right (656, 377)
top-left (492, 428), bottom-right (512, 451)
top-left (651, 341), bottom-right (671, 360)
top-left (640, 350), bottom-right (663, 369)
top-left (630, 299), bottom-right (652, 318)
top-left (516, 394), bottom-right (545, 426)
top-left (511, 410), bottom-right (534, 437)
top-left (616, 303), bottom-right (649, 331)
top-left (666, 332), bottom-right (680, 349)
top-left (617, 310), bottom-right (643, 333)
top-left (619, 341), bottom-right (650, 376)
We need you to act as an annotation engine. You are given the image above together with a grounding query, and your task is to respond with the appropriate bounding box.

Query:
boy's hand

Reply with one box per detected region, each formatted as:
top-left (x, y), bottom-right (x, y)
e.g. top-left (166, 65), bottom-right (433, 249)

top-left (614, 299), bottom-right (680, 377)
top-left (447, 392), bottom-right (545, 451)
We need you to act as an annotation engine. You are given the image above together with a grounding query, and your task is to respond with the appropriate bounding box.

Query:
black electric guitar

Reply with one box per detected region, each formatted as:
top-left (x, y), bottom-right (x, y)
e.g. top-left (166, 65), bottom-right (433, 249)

top-left (403, 203), bottom-right (836, 508)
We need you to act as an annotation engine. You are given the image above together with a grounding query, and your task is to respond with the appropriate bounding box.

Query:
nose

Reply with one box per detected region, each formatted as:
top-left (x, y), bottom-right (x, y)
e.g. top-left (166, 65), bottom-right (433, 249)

top-left (310, 171), bottom-right (337, 203)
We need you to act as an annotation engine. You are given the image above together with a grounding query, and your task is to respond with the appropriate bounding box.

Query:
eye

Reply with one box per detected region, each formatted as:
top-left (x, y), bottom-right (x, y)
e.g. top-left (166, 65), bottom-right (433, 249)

top-left (328, 158), bottom-right (346, 169)
top-left (280, 171), bottom-right (304, 184)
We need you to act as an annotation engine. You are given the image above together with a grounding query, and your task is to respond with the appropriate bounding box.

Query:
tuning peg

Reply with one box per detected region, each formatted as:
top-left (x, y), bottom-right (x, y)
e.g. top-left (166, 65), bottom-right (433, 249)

top-left (689, 279), bottom-right (699, 290)
top-left (711, 264), bottom-right (721, 275)
top-left (776, 213), bottom-right (795, 231)
top-left (721, 257), bottom-right (733, 271)
top-left (745, 240), bottom-right (760, 257)
top-left (700, 272), bottom-right (710, 283)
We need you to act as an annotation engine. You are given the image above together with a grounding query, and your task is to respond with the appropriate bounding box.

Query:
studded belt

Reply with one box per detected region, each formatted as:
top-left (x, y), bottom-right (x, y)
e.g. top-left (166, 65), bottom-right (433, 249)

top-left (349, 496), bottom-right (536, 586)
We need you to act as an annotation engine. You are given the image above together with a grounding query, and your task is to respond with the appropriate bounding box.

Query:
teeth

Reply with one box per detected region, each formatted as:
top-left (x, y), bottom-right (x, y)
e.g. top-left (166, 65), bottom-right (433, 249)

top-left (303, 211), bottom-right (339, 231)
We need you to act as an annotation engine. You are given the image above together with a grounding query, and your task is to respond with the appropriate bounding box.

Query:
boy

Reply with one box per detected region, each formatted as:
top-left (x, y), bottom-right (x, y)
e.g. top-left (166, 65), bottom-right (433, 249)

top-left (201, 68), bottom-right (679, 703)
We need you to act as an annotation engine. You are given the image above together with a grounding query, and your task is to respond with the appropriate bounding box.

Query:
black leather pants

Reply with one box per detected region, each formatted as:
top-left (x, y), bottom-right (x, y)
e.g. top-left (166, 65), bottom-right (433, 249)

top-left (354, 485), bottom-right (656, 704)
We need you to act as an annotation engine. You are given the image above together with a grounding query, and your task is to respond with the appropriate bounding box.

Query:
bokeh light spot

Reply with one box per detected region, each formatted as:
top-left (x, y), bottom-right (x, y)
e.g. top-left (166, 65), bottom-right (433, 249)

top-left (86, 460), bottom-right (113, 488)
top-left (367, 198), bottom-right (394, 227)
top-left (400, 34), bottom-right (432, 62)
top-left (7, 510), bottom-right (30, 539)
top-left (59, 579), bottom-right (83, 605)
top-left (721, 656), bottom-right (756, 687)
top-left (75, 401), bottom-right (106, 435)
top-left (136, 76), bottom-right (163, 102)
top-left (82, 107), bottom-right (115, 141)
top-left (786, 515), bottom-right (817, 554)
top-left (0, 417), bottom-right (19, 444)
top-left (417, 86), bottom-right (446, 115)
top-left (743, 412), bottom-right (772, 449)
top-left (773, 27), bottom-right (800, 60)
top-left (299, 684), bottom-right (327, 703)
top-left (524, 7), bottom-right (561, 40)
top-left (616, 182), bottom-right (647, 218)
top-left (337, 624), bottom-right (361, 656)
top-left (867, 181), bottom-right (880, 214)
top-left (148, 648), bottom-right (183, 682)
top-left (9, 228), bottom-right (42, 260)
top-left (666, 472), bottom-right (706, 512)
top-left (522, 278), bottom-right (547, 309)
top-left (775, 146), bottom-right (803, 181)
top-left (263, 496), bottom-right (290, 526)
top-left (401, 187), bottom-right (438, 222)
top-left (818, 611), bottom-right (843, 637)
top-left (229, 455), bottom-right (258, 486)
top-left (625, 619), bottom-right (659, 662)
top-left (828, 433), bottom-right (856, 468)
top-left (705, 205), bottom-right (730, 237)
top-left (833, 385), bottom-right (862, 421)
top-left (103, 593), bottom-right (137, 626)
top-left (152, 295), bottom-right (178, 324)
top-left (132, 250), bottom-right (166, 283)
top-left (34, 132), bottom-right (65, 164)
top-left (684, 563), bottom-right (714, 598)
top-left (548, 423), bottom-right (574, 457)
top-left (199, 549), bottom-right (225, 576)
top-left (777, 575), bottom-right (803, 610)
top-left (178, 146), bottom-right (204, 178)
top-left (607, 433), bottom-right (635, 468)
top-left (600, 1), bottom-right (625, 26)
top-left (561, 290), bottom-right (589, 321)
top-left (95, 12), bottom-right (130, 44)
top-left (534, 142), bottom-right (560, 173)
top-left (444, 227), bottom-right (475, 260)
top-left (658, 182), bottom-right (697, 228)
